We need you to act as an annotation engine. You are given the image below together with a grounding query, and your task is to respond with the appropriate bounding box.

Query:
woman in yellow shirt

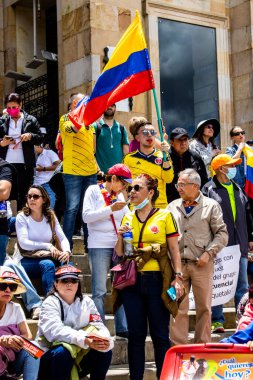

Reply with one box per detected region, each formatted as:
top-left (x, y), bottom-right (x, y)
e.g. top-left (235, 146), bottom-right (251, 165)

top-left (115, 174), bottom-right (183, 380)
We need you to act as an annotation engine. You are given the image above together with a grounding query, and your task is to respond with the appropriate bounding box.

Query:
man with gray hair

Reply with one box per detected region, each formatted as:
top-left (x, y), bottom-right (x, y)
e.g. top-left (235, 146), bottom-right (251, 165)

top-left (168, 168), bottom-right (228, 344)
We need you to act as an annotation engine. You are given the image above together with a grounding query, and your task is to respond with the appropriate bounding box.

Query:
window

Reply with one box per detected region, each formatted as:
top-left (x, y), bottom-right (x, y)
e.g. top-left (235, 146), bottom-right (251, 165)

top-left (158, 19), bottom-right (219, 137)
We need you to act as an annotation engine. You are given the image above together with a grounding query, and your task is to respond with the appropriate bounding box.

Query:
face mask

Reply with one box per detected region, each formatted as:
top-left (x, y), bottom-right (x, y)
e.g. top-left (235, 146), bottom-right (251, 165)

top-left (133, 197), bottom-right (149, 210)
top-left (226, 167), bottom-right (237, 180)
top-left (7, 108), bottom-right (20, 118)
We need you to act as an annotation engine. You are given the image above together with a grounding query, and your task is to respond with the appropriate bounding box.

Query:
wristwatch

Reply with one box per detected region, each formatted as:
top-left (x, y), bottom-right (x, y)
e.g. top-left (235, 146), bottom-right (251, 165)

top-left (174, 272), bottom-right (183, 279)
top-left (43, 167), bottom-right (46, 171)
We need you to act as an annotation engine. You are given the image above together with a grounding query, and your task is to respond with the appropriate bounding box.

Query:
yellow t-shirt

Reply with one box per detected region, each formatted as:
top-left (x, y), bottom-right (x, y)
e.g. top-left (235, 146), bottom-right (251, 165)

top-left (123, 149), bottom-right (174, 209)
top-left (122, 209), bottom-right (178, 271)
top-left (59, 114), bottom-right (98, 176)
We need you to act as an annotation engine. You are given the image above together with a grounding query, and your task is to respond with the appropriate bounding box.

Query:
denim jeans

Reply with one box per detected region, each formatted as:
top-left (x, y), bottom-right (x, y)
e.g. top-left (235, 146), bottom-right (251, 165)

top-left (21, 258), bottom-right (57, 294)
top-left (88, 247), bottom-right (128, 333)
top-left (4, 258), bottom-right (41, 311)
top-left (212, 257), bottom-right (249, 324)
top-left (0, 235), bottom-right (8, 265)
top-left (63, 173), bottom-right (96, 248)
top-left (38, 345), bottom-right (112, 380)
top-left (13, 347), bottom-right (40, 380)
top-left (121, 271), bottom-right (170, 380)
top-left (42, 183), bottom-right (56, 209)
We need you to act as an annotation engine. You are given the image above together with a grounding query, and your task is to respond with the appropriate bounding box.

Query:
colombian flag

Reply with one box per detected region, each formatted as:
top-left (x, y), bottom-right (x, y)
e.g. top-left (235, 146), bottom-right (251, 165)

top-left (243, 145), bottom-right (253, 199)
top-left (82, 10), bottom-right (155, 126)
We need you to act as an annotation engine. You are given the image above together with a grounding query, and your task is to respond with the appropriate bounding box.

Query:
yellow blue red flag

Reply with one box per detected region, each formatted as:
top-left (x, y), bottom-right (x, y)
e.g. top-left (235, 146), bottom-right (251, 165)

top-left (71, 11), bottom-right (155, 127)
top-left (243, 144), bottom-right (253, 199)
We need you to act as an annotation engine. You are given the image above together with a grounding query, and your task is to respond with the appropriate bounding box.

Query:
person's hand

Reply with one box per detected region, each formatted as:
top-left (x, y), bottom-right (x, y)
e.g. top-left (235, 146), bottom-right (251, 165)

top-left (246, 341), bottom-right (253, 351)
top-left (49, 245), bottom-right (61, 259)
top-left (110, 201), bottom-right (127, 212)
top-left (160, 141), bottom-right (170, 153)
top-left (118, 223), bottom-right (132, 235)
top-left (213, 149), bottom-right (221, 156)
top-left (1, 136), bottom-right (15, 146)
top-left (36, 165), bottom-right (44, 172)
top-left (58, 251), bottom-right (70, 263)
top-left (85, 337), bottom-right (110, 351)
top-left (0, 335), bottom-right (24, 350)
top-left (170, 278), bottom-right (184, 300)
top-left (20, 133), bottom-right (32, 142)
top-left (196, 252), bottom-right (210, 267)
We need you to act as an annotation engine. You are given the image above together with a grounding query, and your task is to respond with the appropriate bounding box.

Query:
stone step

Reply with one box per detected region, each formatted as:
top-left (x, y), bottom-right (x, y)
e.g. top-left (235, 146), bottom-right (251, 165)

top-left (81, 362), bottom-right (157, 380)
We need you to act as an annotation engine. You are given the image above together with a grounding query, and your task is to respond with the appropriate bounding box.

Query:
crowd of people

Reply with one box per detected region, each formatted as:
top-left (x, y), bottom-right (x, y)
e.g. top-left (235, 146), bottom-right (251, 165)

top-left (0, 91), bottom-right (252, 379)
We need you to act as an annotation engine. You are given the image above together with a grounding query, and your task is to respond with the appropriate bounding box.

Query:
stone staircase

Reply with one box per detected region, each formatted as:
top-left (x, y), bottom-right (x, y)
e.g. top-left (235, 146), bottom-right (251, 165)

top-left (8, 237), bottom-right (238, 380)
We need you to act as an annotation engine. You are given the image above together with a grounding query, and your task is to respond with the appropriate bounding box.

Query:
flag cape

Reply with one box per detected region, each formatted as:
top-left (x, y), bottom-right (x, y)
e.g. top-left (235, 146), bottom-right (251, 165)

top-left (68, 96), bottom-right (89, 130)
top-left (243, 144), bottom-right (253, 199)
top-left (82, 10), bottom-right (155, 126)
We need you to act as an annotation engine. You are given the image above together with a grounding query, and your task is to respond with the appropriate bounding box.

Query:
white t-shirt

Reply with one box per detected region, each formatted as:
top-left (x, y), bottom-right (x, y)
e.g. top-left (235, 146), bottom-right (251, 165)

top-left (6, 115), bottom-right (25, 164)
top-left (0, 302), bottom-right (26, 326)
top-left (34, 149), bottom-right (60, 185)
top-left (82, 185), bottom-right (129, 248)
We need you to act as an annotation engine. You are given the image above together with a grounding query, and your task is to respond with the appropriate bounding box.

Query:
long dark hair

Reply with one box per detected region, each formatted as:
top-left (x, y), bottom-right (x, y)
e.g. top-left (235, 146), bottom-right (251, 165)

top-left (22, 185), bottom-right (53, 223)
top-left (135, 174), bottom-right (159, 205)
top-left (194, 127), bottom-right (217, 149)
top-left (47, 279), bottom-right (83, 301)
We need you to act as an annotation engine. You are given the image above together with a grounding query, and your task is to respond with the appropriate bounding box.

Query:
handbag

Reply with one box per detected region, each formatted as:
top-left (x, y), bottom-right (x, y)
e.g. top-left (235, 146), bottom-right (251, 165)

top-left (111, 259), bottom-right (137, 290)
top-left (50, 214), bottom-right (62, 251)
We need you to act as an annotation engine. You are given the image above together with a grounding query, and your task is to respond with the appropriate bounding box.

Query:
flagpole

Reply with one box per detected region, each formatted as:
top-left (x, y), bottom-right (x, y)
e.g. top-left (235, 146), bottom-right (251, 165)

top-left (152, 88), bottom-right (166, 161)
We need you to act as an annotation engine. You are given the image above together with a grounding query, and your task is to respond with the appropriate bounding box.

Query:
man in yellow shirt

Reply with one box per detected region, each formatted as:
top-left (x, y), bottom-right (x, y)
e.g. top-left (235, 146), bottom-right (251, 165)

top-left (123, 121), bottom-right (173, 209)
top-left (59, 93), bottom-right (98, 249)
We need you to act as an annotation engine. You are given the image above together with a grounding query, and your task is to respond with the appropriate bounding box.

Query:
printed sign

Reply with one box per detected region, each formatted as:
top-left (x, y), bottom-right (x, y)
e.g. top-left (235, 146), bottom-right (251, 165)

top-left (21, 337), bottom-right (45, 359)
top-left (189, 245), bottom-right (240, 309)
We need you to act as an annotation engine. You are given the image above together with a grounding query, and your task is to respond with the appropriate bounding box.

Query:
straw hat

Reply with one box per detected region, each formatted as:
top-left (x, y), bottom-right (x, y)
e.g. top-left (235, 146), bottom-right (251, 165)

top-left (0, 266), bottom-right (26, 294)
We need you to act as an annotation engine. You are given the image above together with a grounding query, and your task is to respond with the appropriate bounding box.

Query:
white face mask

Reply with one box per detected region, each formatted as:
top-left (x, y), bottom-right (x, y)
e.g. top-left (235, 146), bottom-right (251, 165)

top-left (223, 167), bottom-right (237, 180)
top-left (133, 197), bottom-right (149, 210)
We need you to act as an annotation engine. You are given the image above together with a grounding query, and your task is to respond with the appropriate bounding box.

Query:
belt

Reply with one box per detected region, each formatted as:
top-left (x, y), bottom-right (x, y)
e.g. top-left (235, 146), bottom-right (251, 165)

top-left (181, 258), bottom-right (198, 264)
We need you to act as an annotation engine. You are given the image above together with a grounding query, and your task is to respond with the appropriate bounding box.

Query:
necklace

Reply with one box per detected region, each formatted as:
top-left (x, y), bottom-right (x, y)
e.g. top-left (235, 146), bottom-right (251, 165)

top-left (98, 182), bottom-right (117, 206)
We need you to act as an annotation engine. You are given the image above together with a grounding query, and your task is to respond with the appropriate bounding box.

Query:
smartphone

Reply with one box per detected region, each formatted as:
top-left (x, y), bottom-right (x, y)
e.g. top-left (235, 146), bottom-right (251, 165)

top-left (4, 135), bottom-right (14, 140)
top-left (167, 286), bottom-right (176, 301)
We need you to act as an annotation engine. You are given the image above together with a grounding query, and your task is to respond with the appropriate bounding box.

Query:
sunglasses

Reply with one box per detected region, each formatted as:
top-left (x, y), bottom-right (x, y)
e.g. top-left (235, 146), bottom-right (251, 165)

top-left (141, 129), bottom-right (157, 136)
top-left (128, 184), bottom-right (144, 192)
top-left (59, 278), bottom-right (79, 284)
top-left (0, 283), bottom-right (18, 292)
top-left (205, 125), bottom-right (214, 129)
top-left (232, 131), bottom-right (245, 136)
top-left (27, 194), bottom-right (43, 200)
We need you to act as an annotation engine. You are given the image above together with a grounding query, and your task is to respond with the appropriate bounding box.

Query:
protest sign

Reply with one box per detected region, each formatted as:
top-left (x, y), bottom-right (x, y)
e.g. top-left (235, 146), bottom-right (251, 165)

top-left (189, 245), bottom-right (240, 309)
top-left (21, 337), bottom-right (44, 359)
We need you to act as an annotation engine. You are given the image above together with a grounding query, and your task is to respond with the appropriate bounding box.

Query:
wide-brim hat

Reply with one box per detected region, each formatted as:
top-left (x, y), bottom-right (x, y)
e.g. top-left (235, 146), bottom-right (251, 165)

top-left (107, 164), bottom-right (132, 183)
top-left (0, 266), bottom-right (26, 294)
top-left (55, 265), bottom-right (82, 281)
top-left (193, 119), bottom-right (220, 139)
top-left (211, 154), bottom-right (242, 171)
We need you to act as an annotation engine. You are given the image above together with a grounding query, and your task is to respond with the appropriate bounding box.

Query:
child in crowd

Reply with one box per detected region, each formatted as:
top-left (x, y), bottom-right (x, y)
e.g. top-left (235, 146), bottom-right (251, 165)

top-left (236, 285), bottom-right (253, 331)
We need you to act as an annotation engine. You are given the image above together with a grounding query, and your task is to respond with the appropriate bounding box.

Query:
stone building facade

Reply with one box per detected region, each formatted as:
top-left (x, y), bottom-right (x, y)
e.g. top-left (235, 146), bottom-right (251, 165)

top-left (0, 0), bottom-right (252, 148)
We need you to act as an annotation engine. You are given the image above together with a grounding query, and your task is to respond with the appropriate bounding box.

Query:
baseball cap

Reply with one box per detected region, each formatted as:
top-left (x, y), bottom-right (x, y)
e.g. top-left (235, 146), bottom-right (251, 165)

top-left (107, 164), bottom-right (132, 183)
top-left (0, 266), bottom-right (26, 294)
top-left (211, 154), bottom-right (242, 171)
top-left (193, 119), bottom-right (220, 139)
top-left (170, 128), bottom-right (189, 140)
top-left (55, 265), bottom-right (81, 280)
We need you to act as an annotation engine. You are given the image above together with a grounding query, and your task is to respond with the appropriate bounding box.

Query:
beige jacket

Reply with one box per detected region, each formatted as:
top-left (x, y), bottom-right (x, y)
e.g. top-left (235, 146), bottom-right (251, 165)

top-left (167, 192), bottom-right (228, 260)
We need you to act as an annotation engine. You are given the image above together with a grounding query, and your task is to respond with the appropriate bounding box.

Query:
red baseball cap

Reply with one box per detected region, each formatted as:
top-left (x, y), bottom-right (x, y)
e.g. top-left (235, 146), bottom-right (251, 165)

top-left (55, 265), bottom-right (81, 280)
top-left (107, 164), bottom-right (132, 183)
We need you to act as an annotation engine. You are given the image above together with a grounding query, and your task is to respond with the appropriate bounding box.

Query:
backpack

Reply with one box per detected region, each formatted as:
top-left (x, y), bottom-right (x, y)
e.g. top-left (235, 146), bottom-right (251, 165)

top-left (95, 122), bottom-right (125, 145)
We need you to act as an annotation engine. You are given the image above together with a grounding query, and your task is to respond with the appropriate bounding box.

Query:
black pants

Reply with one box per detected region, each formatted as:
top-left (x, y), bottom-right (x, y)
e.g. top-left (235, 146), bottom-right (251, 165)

top-left (12, 163), bottom-right (34, 211)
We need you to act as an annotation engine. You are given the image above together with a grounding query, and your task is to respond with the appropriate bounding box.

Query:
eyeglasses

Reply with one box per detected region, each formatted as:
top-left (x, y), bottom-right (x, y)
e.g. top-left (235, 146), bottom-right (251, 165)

top-left (141, 129), bottom-right (157, 137)
top-left (205, 125), bottom-right (214, 129)
top-left (175, 183), bottom-right (195, 190)
top-left (0, 283), bottom-right (18, 292)
top-left (128, 184), bottom-right (144, 192)
top-left (7, 106), bottom-right (19, 110)
top-left (232, 131), bottom-right (245, 136)
top-left (59, 278), bottom-right (79, 284)
top-left (27, 194), bottom-right (43, 200)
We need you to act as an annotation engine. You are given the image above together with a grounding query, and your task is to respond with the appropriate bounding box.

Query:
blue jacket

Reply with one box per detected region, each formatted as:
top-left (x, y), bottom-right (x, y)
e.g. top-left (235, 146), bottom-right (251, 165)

top-left (221, 321), bottom-right (253, 343)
